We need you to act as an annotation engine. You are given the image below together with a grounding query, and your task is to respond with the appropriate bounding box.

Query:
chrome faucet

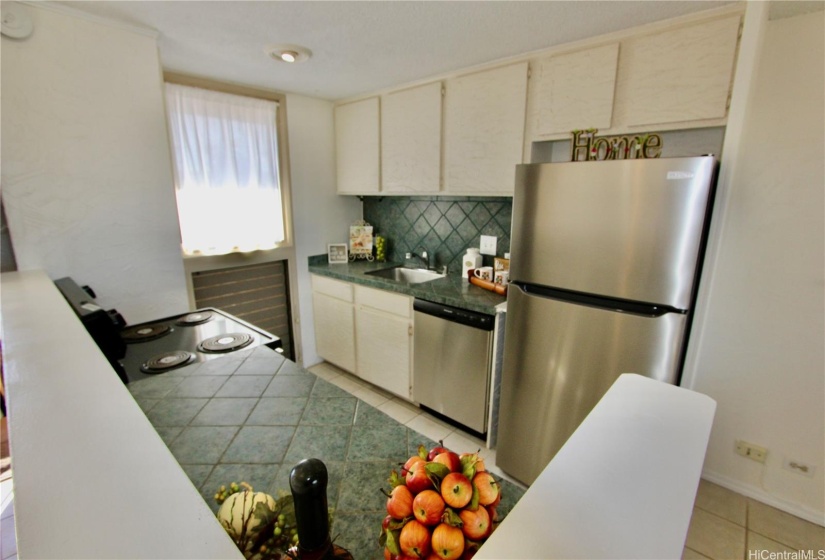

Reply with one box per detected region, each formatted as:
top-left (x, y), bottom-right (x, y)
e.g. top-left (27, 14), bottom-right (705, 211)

top-left (406, 248), bottom-right (433, 270)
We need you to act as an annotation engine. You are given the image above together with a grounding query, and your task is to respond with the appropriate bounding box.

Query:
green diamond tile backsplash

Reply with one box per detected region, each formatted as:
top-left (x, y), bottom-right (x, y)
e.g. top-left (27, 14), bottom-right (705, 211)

top-left (363, 196), bottom-right (512, 275)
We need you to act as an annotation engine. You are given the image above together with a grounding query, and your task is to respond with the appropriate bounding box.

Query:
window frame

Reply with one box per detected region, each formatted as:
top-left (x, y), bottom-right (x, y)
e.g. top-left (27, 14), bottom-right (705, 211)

top-left (162, 72), bottom-right (303, 363)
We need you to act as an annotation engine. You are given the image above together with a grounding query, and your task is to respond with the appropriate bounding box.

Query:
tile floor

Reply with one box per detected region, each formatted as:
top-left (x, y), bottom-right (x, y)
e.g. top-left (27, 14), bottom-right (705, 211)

top-left (314, 361), bottom-right (825, 560)
top-left (307, 362), bottom-right (525, 489)
top-left (683, 479), bottom-right (825, 559)
top-left (1, 359), bottom-right (822, 560)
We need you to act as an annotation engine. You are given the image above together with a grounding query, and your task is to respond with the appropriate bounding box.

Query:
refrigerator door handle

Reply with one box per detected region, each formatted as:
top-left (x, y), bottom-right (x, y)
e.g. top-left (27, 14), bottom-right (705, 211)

top-left (514, 282), bottom-right (687, 317)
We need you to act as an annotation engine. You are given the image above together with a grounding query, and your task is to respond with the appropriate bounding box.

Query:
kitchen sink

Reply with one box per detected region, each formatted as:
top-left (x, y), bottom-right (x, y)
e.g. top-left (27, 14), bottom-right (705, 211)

top-left (365, 266), bottom-right (446, 284)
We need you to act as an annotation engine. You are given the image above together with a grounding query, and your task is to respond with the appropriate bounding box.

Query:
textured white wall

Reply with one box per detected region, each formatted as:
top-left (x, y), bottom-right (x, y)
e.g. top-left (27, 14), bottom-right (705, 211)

top-left (683, 10), bottom-right (825, 523)
top-left (1, 5), bottom-right (189, 323)
top-left (285, 94), bottom-right (362, 367)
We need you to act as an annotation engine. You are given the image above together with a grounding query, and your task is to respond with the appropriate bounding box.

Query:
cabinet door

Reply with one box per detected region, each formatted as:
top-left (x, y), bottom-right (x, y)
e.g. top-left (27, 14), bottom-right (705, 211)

top-left (335, 97), bottom-right (380, 194)
top-left (528, 43), bottom-right (619, 138)
top-left (355, 306), bottom-right (412, 399)
top-left (312, 292), bottom-right (356, 373)
top-left (382, 82), bottom-right (442, 193)
top-left (444, 62), bottom-right (528, 195)
top-left (615, 16), bottom-right (740, 127)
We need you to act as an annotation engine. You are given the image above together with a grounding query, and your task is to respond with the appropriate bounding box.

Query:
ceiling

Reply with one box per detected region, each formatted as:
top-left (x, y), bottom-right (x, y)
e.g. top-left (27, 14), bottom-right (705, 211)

top-left (52, 1), bottom-right (750, 101)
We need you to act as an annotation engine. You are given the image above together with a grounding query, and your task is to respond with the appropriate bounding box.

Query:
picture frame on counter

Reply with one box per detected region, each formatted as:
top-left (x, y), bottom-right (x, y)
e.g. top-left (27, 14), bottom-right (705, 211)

top-left (327, 243), bottom-right (349, 264)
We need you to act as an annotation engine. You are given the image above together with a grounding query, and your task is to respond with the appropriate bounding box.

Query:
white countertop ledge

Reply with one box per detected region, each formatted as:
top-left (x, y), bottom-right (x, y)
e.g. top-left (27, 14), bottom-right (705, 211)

top-left (476, 373), bottom-right (716, 559)
top-left (1, 270), bottom-right (242, 559)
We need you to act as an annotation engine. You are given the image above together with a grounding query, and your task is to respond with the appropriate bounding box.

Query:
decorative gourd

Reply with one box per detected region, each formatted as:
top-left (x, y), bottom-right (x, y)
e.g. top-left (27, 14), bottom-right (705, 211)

top-left (217, 490), bottom-right (277, 550)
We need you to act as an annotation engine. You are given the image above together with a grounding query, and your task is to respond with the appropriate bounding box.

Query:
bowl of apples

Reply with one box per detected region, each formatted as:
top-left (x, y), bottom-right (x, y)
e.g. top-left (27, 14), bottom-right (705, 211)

top-left (380, 443), bottom-right (501, 560)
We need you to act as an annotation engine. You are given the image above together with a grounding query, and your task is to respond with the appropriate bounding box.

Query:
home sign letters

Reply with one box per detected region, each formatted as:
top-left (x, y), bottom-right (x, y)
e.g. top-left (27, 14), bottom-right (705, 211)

top-left (571, 128), bottom-right (663, 162)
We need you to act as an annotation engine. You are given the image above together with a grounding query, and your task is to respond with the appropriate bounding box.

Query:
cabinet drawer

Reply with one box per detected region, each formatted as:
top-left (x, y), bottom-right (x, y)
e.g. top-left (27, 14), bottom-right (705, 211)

top-left (311, 274), bottom-right (353, 302)
top-left (354, 285), bottom-right (411, 318)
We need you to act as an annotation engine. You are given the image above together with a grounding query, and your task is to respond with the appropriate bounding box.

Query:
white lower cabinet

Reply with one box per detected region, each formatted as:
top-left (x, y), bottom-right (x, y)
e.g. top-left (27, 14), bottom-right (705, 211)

top-left (354, 285), bottom-right (413, 400)
top-left (311, 276), bottom-right (356, 373)
top-left (311, 275), bottom-right (413, 400)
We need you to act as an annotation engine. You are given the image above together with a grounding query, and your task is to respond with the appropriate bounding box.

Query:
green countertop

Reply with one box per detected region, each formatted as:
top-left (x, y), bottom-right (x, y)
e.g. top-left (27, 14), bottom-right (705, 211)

top-left (128, 346), bottom-right (525, 559)
top-left (308, 255), bottom-right (506, 315)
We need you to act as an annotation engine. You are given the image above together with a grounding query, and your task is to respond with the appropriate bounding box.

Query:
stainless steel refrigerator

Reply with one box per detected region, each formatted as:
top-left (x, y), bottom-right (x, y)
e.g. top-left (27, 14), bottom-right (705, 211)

top-left (497, 156), bottom-right (718, 486)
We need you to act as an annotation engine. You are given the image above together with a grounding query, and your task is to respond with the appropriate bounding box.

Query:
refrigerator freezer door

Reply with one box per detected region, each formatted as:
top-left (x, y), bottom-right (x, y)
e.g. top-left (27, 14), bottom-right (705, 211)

top-left (511, 156), bottom-right (716, 310)
top-left (496, 285), bottom-right (688, 486)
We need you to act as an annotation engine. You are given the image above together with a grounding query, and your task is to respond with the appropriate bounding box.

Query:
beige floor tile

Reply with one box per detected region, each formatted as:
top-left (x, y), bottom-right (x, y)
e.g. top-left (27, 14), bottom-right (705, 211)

top-left (685, 507), bottom-right (746, 560)
top-left (405, 414), bottom-right (454, 443)
top-left (327, 373), bottom-right (365, 395)
top-left (378, 399), bottom-right (421, 425)
top-left (350, 385), bottom-right (392, 408)
top-left (443, 430), bottom-right (487, 457)
top-left (747, 531), bottom-right (795, 555)
top-left (307, 363), bottom-right (341, 381)
top-left (682, 547), bottom-right (713, 560)
top-left (695, 480), bottom-right (747, 527)
top-left (748, 499), bottom-right (825, 552)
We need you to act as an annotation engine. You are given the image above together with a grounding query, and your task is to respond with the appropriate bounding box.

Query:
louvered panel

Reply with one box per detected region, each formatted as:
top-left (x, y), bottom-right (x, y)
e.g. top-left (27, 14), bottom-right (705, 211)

top-left (192, 261), bottom-right (293, 359)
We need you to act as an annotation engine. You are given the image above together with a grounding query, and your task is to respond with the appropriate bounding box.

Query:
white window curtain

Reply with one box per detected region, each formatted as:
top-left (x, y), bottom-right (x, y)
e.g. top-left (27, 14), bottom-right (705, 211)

top-left (164, 83), bottom-right (285, 256)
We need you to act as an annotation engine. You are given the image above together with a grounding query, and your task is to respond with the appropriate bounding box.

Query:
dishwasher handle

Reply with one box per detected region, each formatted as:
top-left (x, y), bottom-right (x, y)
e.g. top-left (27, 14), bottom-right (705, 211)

top-left (413, 299), bottom-right (495, 331)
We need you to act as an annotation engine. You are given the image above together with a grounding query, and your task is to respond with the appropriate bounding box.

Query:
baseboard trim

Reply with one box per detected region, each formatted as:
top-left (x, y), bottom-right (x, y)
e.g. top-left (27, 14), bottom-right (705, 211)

top-left (702, 469), bottom-right (825, 527)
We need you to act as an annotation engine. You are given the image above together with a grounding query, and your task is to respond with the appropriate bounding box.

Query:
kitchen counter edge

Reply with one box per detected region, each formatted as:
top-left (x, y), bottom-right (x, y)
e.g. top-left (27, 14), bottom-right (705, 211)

top-left (308, 255), bottom-right (506, 315)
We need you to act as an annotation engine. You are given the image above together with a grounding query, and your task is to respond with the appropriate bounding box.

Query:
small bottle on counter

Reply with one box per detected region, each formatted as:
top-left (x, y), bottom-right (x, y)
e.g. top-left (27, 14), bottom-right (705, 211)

top-left (289, 458), bottom-right (354, 560)
top-left (461, 248), bottom-right (483, 281)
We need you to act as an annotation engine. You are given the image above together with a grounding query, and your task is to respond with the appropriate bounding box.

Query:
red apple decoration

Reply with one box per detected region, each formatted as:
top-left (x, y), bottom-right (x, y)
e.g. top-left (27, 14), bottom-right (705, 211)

top-left (458, 506), bottom-right (491, 540)
top-left (406, 458), bottom-right (433, 494)
top-left (433, 451), bottom-right (461, 473)
top-left (403, 455), bottom-right (425, 476)
top-left (431, 523), bottom-right (465, 560)
top-left (382, 447), bottom-right (503, 559)
top-left (413, 489), bottom-right (445, 526)
top-left (460, 452), bottom-right (485, 472)
top-left (472, 471), bottom-right (500, 506)
top-left (427, 445), bottom-right (450, 461)
top-left (387, 484), bottom-right (414, 519)
top-left (440, 472), bottom-right (473, 509)
top-left (400, 519), bottom-right (431, 559)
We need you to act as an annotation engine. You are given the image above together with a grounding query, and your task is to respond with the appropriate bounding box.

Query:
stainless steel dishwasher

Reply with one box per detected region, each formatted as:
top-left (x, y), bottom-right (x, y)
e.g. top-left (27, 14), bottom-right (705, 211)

top-left (413, 299), bottom-right (494, 434)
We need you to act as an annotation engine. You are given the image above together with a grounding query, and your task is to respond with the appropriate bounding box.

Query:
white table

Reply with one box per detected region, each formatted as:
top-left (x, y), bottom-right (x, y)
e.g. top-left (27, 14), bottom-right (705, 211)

top-left (1, 270), bottom-right (241, 559)
top-left (476, 373), bottom-right (716, 559)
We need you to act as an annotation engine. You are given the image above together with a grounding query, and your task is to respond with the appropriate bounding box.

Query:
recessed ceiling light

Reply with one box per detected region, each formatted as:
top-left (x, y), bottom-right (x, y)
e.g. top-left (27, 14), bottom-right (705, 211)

top-left (266, 44), bottom-right (312, 64)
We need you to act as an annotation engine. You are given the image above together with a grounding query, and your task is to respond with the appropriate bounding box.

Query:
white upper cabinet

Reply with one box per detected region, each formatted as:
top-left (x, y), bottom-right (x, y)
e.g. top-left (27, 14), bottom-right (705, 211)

top-left (444, 62), bottom-right (528, 195)
top-left (528, 43), bottom-right (620, 139)
top-left (614, 15), bottom-right (741, 127)
top-left (381, 82), bottom-right (442, 193)
top-left (335, 97), bottom-right (380, 194)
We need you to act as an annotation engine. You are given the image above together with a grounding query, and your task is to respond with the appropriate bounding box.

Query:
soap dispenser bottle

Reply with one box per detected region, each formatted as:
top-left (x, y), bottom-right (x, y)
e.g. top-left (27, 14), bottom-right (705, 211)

top-left (461, 248), bottom-right (483, 281)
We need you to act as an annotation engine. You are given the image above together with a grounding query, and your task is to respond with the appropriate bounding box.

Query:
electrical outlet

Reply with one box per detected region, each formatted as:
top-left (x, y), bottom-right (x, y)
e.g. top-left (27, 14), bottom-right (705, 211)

top-left (480, 235), bottom-right (497, 256)
top-left (783, 458), bottom-right (816, 478)
top-left (735, 440), bottom-right (767, 463)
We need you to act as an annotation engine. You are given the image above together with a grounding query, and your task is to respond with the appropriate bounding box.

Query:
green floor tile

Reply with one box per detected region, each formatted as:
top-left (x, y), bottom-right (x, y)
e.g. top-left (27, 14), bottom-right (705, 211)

top-left (264, 375), bottom-right (315, 397)
top-left (215, 375), bottom-right (273, 397)
top-left (168, 375), bottom-right (229, 398)
top-left (191, 397), bottom-right (258, 426)
top-left (146, 398), bottom-right (209, 427)
top-left (285, 425), bottom-right (352, 464)
top-left (300, 397), bottom-right (357, 425)
top-left (220, 426), bottom-right (295, 463)
top-left (347, 423), bottom-right (407, 462)
top-left (247, 397), bottom-right (308, 425)
top-left (169, 426), bottom-right (238, 464)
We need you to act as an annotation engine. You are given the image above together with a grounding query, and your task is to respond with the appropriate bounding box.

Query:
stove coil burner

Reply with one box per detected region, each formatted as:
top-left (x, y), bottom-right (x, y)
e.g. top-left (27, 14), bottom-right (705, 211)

top-left (176, 311), bottom-right (214, 326)
top-left (198, 333), bottom-right (254, 353)
top-left (140, 351), bottom-right (195, 373)
top-left (121, 324), bottom-right (171, 343)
